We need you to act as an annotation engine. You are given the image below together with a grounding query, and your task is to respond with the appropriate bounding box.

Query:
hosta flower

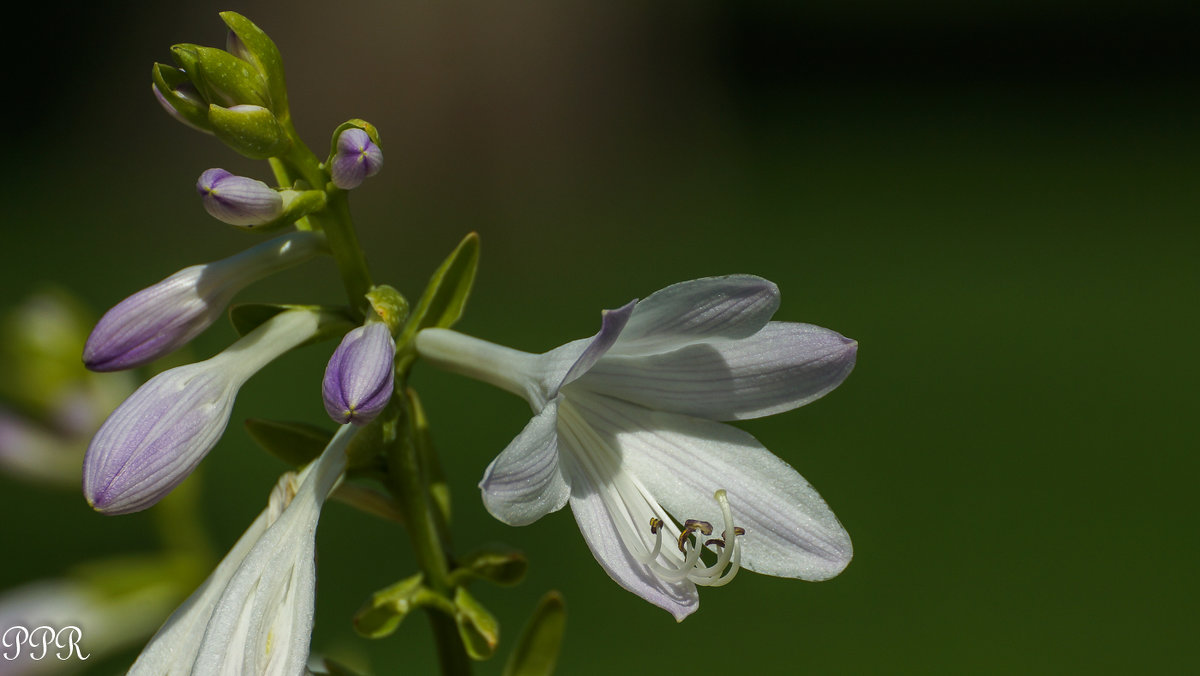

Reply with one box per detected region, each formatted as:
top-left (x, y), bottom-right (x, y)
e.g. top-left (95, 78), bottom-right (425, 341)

top-left (322, 322), bottom-right (396, 425)
top-left (83, 231), bottom-right (324, 372)
top-left (329, 128), bottom-right (383, 190)
top-left (130, 424), bottom-right (354, 675)
top-left (416, 275), bottom-right (857, 620)
top-left (83, 309), bottom-right (322, 515)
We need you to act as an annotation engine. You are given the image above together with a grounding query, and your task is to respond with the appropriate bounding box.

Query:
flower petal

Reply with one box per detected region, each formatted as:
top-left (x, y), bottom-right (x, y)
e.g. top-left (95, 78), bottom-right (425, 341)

top-left (570, 392), bottom-right (852, 581)
top-left (479, 399), bottom-right (571, 526)
top-left (555, 300), bottom-right (636, 392)
top-left (612, 275), bottom-right (780, 355)
top-left (563, 446), bottom-right (699, 621)
top-left (579, 322), bottom-right (857, 421)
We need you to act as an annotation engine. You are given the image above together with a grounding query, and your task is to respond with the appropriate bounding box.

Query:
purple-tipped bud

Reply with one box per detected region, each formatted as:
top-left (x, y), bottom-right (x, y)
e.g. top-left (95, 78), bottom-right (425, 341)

top-left (330, 128), bottom-right (383, 190)
top-left (197, 168), bottom-right (283, 226)
top-left (322, 323), bottom-right (396, 425)
top-left (83, 310), bottom-right (321, 515)
top-left (83, 232), bottom-right (324, 372)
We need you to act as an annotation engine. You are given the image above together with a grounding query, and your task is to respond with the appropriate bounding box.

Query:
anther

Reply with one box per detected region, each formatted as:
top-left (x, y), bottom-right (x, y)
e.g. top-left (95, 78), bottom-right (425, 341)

top-left (649, 517), bottom-right (664, 535)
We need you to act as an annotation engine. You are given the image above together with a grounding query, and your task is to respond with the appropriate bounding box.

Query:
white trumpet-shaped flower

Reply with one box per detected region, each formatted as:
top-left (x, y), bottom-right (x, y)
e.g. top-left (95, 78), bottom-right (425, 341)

top-left (416, 275), bottom-right (857, 620)
top-left (129, 423), bottom-right (355, 675)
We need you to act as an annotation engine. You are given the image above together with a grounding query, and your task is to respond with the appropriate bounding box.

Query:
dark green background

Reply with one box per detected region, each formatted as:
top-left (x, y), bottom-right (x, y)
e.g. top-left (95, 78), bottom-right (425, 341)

top-left (3, 1), bottom-right (1197, 673)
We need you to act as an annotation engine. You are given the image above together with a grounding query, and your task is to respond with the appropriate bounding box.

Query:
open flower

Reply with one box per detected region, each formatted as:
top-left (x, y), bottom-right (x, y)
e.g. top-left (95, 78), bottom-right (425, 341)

top-left (129, 424), bottom-right (354, 675)
top-left (416, 275), bottom-right (857, 620)
top-left (83, 309), bottom-right (323, 515)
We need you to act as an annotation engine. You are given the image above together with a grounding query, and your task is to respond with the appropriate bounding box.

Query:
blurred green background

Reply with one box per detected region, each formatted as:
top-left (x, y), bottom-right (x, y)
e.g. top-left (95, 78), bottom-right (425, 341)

top-left (2, 0), bottom-right (1197, 673)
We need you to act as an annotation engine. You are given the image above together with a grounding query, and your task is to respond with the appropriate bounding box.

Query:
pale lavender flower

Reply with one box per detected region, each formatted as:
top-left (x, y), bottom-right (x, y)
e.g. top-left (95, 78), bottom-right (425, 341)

top-left (129, 424), bottom-right (354, 675)
top-left (322, 322), bottom-right (395, 425)
top-left (329, 128), bottom-right (383, 190)
top-left (83, 231), bottom-right (323, 372)
top-left (196, 168), bottom-right (283, 226)
top-left (83, 310), bottom-right (322, 515)
top-left (416, 275), bottom-right (857, 620)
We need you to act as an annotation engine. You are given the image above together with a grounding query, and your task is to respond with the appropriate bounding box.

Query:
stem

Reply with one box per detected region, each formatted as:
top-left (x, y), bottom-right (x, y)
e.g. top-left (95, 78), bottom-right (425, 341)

top-left (278, 121), bottom-right (374, 315)
top-left (387, 402), bottom-right (472, 676)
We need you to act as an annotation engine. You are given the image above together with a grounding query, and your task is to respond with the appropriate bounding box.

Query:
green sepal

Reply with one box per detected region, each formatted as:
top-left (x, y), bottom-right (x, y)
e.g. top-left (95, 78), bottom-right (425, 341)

top-left (208, 103), bottom-right (290, 159)
top-left (244, 418), bottom-right (333, 467)
top-left (152, 63), bottom-right (212, 132)
top-left (353, 573), bottom-right (427, 639)
top-left (449, 546), bottom-right (528, 587)
top-left (502, 592), bottom-right (566, 676)
top-left (365, 285), bottom-right (409, 334)
top-left (228, 304), bottom-right (355, 345)
top-left (219, 12), bottom-right (289, 116)
top-left (454, 587), bottom-right (500, 660)
top-left (398, 232), bottom-right (480, 349)
top-left (171, 43), bottom-right (269, 107)
top-left (328, 119), bottom-right (383, 163)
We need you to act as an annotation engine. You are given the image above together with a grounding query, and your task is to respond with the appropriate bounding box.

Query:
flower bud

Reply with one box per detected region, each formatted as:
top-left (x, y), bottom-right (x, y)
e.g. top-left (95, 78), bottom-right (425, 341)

top-left (322, 322), bottom-right (396, 425)
top-left (330, 128), bottom-right (383, 190)
top-left (196, 168), bottom-right (282, 226)
top-left (83, 310), bottom-right (322, 515)
top-left (152, 63), bottom-right (213, 133)
top-left (83, 232), bottom-right (324, 372)
top-left (207, 104), bottom-right (290, 159)
top-left (170, 43), bottom-right (270, 109)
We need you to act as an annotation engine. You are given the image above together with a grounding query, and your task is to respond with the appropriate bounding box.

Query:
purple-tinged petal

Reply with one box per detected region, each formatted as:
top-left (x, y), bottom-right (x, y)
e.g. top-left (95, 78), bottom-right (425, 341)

top-left (556, 300), bottom-right (636, 392)
top-left (322, 323), bottom-right (396, 425)
top-left (83, 364), bottom-right (234, 515)
top-left (330, 129), bottom-right (384, 190)
top-left (197, 168), bottom-right (282, 227)
top-left (613, 275), bottom-right (780, 355)
top-left (570, 391), bottom-right (852, 581)
top-left (580, 322), bottom-right (858, 421)
top-left (479, 399), bottom-right (570, 526)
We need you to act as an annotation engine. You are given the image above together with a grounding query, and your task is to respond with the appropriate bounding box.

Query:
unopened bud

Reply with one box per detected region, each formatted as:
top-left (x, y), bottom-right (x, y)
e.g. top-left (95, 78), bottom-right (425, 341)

top-left (208, 104), bottom-right (290, 159)
top-left (83, 310), bottom-right (322, 515)
top-left (197, 168), bottom-right (283, 226)
top-left (322, 323), bottom-right (395, 425)
top-left (83, 232), bottom-right (324, 372)
top-left (330, 128), bottom-right (383, 190)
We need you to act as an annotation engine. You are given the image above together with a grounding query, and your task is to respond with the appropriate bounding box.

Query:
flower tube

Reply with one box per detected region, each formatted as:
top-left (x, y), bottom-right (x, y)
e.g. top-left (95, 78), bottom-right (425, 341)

top-left (416, 275), bottom-right (857, 620)
top-left (83, 231), bottom-right (324, 372)
top-left (129, 424), bottom-right (354, 675)
top-left (83, 309), bottom-right (322, 515)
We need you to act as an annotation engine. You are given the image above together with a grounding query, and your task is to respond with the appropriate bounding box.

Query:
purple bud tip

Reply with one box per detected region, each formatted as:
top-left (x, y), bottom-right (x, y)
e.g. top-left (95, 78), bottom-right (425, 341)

top-left (322, 323), bottom-right (396, 425)
top-left (197, 168), bottom-right (283, 227)
top-left (330, 128), bottom-right (384, 190)
top-left (83, 266), bottom-right (219, 372)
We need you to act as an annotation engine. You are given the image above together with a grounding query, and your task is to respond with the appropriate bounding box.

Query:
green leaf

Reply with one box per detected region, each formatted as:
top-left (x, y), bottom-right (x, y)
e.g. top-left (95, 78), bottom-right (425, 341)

top-left (400, 232), bottom-right (480, 345)
top-left (454, 587), bottom-right (500, 660)
top-left (502, 592), bottom-right (566, 676)
top-left (244, 418), bottom-right (333, 466)
top-left (219, 12), bottom-right (289, 116)
top-left (353, 573), bottom-right (427, 639)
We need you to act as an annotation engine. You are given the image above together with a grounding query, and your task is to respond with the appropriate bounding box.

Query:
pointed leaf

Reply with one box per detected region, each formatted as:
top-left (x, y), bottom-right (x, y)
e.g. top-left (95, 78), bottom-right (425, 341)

top-left (400, 232), bottom-right (479, 344)
top-left (502, 592), bottom-right (566, 676)
top-left (449, 546), bottom-right (528, 587)
top-left (244, 418), bottom-right (333, 466)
